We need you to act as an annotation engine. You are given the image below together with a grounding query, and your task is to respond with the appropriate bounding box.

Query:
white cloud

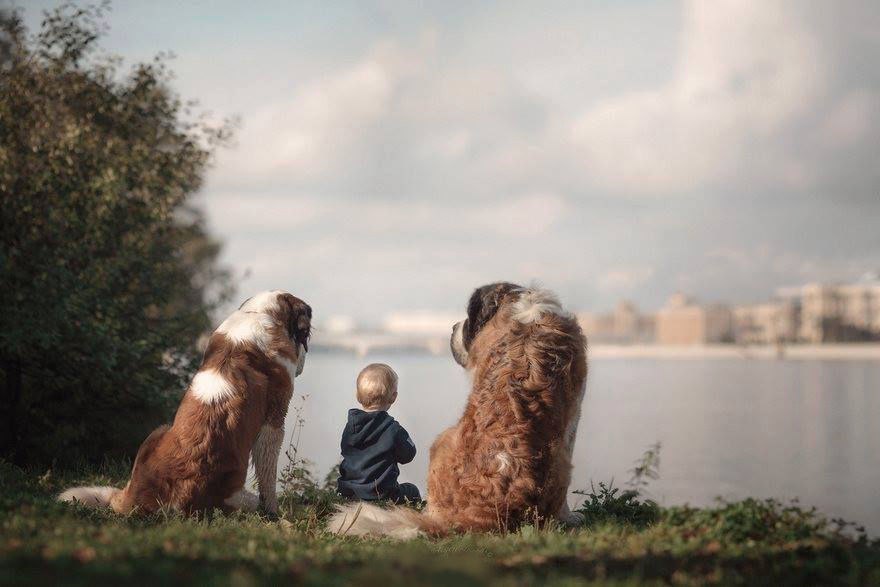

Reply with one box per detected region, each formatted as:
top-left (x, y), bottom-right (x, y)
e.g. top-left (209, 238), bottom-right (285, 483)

top-left (473, 193), bottom-right (566, 237)
top-left (818, 90), bottom-right (878, 148)
top-left (598, 267), bottom-right (655, 292)
top-left (209, 192), bottom-right (565, 240)
top-left (571, 0), bottom-right (826, 194)
top-left (207, 195), bottom-right (326, 234)
top-left (212, 52), bottom-right (396, 189)
top-left (178, 0), bottom-right (880, 316)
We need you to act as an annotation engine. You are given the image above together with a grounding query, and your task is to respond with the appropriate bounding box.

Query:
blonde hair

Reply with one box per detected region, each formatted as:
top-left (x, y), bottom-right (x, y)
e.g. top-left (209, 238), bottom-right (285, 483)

top-left (356, 363), bottom-right (398, 410)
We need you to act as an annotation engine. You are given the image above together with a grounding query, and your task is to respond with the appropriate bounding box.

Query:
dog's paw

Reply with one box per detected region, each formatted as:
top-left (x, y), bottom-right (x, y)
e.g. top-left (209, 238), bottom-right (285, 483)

top-left (259, 495), bottom-right (279, 520)
top-left (261, 509), bottom-right (280, 522)
top-left (559, 510), bottom-right (585, 527)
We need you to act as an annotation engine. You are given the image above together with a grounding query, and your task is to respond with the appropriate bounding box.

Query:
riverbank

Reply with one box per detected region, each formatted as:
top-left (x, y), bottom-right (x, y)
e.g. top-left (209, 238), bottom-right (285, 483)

top-left (589, 343), bottom-right (880, 361)
top-left (2, 462), bottom-right (878, 585)
top-left (310, 341), bottom-right (880, 360)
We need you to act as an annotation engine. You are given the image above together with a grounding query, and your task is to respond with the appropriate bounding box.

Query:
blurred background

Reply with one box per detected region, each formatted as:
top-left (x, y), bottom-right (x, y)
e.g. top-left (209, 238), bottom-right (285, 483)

top-left (2, 1), bottom-right (878, 533)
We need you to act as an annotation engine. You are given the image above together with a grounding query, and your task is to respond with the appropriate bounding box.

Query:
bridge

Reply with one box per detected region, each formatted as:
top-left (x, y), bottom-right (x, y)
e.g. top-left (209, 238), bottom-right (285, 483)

top-left (310, 332), bottom-right (449, 357)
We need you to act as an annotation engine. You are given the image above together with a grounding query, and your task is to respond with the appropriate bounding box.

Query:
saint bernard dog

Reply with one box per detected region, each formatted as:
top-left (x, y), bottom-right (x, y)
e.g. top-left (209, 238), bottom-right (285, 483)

top-left (329, 282), bottom-right (588, 538)
top-left (59, 290), bottom-right (312, 515)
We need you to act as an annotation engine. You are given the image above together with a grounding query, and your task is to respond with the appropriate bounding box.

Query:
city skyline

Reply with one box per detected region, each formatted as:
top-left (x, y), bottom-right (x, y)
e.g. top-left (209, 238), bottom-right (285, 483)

top-left (302, 273), bottom-right (880, 356)
top-left (315, 271), bottom-right (880, 330)
top-left (19, 1), bottom-right (880, 321)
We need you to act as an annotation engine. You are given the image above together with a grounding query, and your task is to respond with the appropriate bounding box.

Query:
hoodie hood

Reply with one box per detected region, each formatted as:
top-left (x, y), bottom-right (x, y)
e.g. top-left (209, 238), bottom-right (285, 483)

top-left (345, 408), bottom-right (395, 448)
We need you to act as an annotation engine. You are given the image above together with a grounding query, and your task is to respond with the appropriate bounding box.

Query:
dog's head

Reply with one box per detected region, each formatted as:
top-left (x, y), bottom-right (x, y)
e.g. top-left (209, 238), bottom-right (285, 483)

top-left (450, 282), bottom-right (521, 367)
top-left (240, 290), bottom-right (312, 376)
top-left (450, 283), bottom-right (570, 368)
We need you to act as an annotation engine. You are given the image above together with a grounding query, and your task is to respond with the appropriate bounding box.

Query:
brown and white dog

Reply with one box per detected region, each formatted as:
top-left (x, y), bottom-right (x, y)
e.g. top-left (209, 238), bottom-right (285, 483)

top-left (329, 282), bottom-right (587, 538)
top-left (59, 290), bottom-right (312, 515)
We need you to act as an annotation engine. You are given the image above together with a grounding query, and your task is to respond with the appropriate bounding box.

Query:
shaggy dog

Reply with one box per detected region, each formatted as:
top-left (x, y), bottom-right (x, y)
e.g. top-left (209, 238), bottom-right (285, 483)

top-left (59, 290), bottom-right (312, 515)
top-left (329, 282), bottom-right (587, 538)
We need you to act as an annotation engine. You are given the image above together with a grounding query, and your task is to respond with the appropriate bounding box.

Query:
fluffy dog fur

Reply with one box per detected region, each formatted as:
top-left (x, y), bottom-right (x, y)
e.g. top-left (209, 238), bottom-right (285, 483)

top-left (329, 282), bottom-right (588, 537)
top-left (59, 290), bottom-right (312, 515)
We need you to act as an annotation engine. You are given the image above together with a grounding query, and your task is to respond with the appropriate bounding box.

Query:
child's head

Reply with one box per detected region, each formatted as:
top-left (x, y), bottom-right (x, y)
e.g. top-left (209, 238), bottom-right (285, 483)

top-left (356, 363), bottom-right (398, 411)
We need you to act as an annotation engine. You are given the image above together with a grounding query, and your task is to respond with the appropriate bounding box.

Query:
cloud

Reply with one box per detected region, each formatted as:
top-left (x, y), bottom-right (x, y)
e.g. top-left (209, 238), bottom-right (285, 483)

top-left (209, 192), bottom-right (566, 242)
top-left (598, 267), bottom-right (656, 293)
top-left (207, 195), bottom-right (325, 235)
top-left (571, 0), bottom-right (830, 194)
top-left (212, 52), bottom-right (396, 191)
top-left (180, 0), bottom-right (880, 316)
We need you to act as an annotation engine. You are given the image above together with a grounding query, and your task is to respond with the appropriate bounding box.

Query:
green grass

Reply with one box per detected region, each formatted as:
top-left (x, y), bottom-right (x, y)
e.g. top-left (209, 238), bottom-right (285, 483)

top-left (1, 462), bottom-right (878, 586)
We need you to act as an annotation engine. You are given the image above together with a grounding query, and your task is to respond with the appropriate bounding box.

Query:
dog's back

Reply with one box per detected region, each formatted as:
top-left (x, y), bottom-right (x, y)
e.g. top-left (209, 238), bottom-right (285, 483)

top-left (429, 308), bottom-right (587, 531)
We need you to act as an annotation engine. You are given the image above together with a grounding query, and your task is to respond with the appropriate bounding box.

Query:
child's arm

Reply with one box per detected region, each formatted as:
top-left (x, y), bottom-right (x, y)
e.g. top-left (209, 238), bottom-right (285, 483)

top-left (393, 425), bottom-right (417, 464)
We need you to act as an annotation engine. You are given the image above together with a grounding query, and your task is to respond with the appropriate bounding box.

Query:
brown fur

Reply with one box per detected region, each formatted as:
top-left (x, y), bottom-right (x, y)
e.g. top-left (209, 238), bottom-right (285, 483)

top-left (61, 292), bottom-right (311, 515)
top-left (427, 295), bottom-right (587, 531)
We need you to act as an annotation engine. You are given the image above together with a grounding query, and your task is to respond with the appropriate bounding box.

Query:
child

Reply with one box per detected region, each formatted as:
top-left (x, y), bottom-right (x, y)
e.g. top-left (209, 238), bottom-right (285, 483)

top-left (336, 363), bottom-right (422, 504)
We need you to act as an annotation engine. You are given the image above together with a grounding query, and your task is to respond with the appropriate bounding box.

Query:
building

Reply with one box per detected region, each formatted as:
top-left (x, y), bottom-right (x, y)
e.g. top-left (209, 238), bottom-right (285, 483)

top-left (839, 280), bottom-right (880, 334)
top-left (576, 312), bottom-right (615, 342)
top-left (576, 300), bottom-right (655, 343)
top-left (776, 276), bottom-right (880, 342)
top-left (733, 300), bottom-right (798, 344)
top-left (656, 293), bottom-right (733, 345)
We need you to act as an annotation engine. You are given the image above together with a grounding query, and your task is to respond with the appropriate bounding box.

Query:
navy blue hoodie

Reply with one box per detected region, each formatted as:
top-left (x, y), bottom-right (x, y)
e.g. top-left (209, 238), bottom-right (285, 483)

top-left (337, 409), bottom-right (416, 500)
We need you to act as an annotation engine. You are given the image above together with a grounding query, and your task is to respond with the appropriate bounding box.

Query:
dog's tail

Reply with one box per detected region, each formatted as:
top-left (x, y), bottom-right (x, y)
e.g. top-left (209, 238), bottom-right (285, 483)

top-left (328, 502), bottom-right (447, 540)
top-left (58, 425), bottom-right (169, 513)
top-left (58, 486), bottom-right (120, 509)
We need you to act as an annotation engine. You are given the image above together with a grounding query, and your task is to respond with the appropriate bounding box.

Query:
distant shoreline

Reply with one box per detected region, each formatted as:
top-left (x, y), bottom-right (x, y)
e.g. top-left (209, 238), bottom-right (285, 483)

top-left (588, 343), bottom-right (880, 361)
top-left (309, 342), bottom-right (880, 360)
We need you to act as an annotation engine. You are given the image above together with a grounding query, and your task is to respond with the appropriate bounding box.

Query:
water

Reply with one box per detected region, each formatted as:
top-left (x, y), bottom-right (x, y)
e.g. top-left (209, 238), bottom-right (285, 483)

top-left (285, 352), bottom-right (880, 534)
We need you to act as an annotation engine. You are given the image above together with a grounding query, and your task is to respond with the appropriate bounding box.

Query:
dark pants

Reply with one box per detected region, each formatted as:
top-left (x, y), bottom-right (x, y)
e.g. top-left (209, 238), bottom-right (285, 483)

top-left (338, 482), bottom-right (422, 504)
top-left (391, 482), bottom-right (422, 505)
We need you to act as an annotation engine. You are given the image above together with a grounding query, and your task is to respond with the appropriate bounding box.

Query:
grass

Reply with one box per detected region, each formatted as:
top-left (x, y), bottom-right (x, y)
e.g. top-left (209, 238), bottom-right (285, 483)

top-left (2, 460), bottom-right (879, 586)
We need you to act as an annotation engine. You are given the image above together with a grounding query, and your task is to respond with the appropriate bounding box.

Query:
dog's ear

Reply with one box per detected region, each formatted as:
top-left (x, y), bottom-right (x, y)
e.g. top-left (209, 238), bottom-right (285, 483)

top-left (280, 294), bottom-right (312, 351)
top-left (464, 282), bottom-right (520, 347)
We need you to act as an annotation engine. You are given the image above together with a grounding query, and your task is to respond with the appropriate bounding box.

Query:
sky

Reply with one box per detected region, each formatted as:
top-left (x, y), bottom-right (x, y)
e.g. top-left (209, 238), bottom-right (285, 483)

top-left (19, 0), bottom-right (880, 323)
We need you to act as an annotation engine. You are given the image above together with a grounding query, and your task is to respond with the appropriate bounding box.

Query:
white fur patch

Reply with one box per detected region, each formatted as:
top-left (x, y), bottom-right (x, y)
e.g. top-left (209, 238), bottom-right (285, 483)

top-left (225, 488), bottom-right (260, 512)
top-left (239, 290), bottom-right (286, 313)
top-left (216, 311), bottom-right (275, 352)
top-left (510, 288), bottom-right (569, 324)
top-left (495, 452), bottom-right (512, 473)
top-left (58, 486), bottom-right (117, 508)
top-left (450, 320), bottom-right (469, 365)
top-left (277, 356), bottom-right (298, 383)
top-left (558, 379), bottom-right (588, 524)
top-left (328, 502), bottom-right (424, 540)
top-left (277, 344), bottom-right (306, 383)
top-left (252, 425), bottom-right (284, 514)
top-left (190, 369), bottom-right (237, 404)
top-left (297, 343), bottom-right (306, 375)
top-left (565, 379), bottom-right (587, 452)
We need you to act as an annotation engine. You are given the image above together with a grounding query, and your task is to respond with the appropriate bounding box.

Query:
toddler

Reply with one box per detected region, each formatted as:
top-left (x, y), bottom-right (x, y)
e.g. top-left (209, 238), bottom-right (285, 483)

top-left (336, 363), bottom-right (421, 504)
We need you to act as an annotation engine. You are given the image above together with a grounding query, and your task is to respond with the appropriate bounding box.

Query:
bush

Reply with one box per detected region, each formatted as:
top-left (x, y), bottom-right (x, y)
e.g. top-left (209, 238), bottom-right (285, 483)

top-left (0, 4), bottom-right (234, 465)
top-left (574, 480), bottom-right (660, 528)
top-left (662, 497), bottom-right (869, 544)
top-left (574, 441), bottom-right (662, 528)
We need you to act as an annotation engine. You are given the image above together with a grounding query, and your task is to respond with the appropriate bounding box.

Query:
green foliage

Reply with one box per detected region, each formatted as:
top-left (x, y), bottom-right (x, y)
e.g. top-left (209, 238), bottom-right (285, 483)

top-left (276, 395), bottom-right (344, 527)
top-left (662, 497), bottom-right (869, 545)
top-left (2, 461), bottom-right (879, 586)
top-left (627, 441), bottom-right (661, 492)
top-left (0, 4), bottom-right (234, 465)
top-left (574, 441), bottom-right (662, 528)
top-left (574, 481), bottom-right (660, 529)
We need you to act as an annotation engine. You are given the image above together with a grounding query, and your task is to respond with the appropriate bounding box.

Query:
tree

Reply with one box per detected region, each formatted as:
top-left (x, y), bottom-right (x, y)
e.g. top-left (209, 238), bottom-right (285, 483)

top-left (0, 4), bottom-right (235, 465)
